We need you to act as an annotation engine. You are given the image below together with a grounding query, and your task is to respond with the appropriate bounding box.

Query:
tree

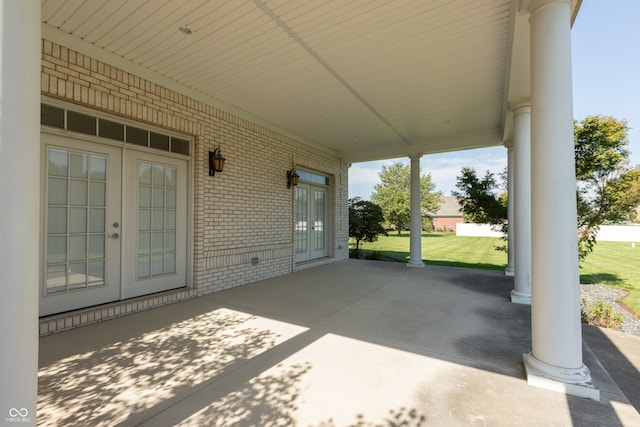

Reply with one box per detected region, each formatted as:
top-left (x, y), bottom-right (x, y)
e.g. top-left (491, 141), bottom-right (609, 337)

top-left (575, 116), bottom-right (640, 259)
top-left (452, 115), bottom-right (640, 261)
top-left (452, 167), bottom-right (507, 232)
top-left (348, 197), bottom-right (387, 258)
top-left (370, 162), bottom-right (443, 234)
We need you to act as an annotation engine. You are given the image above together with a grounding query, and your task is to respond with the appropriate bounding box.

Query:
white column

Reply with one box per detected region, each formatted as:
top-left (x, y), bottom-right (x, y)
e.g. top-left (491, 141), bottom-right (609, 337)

top-left (524, 0), bottom-right (597, 400)
top-left (510, 100), bottom-right (531, 305)
top-left (0, 0), bottom-right (41, 423)
top-left (504, 141), bottom-right (515, 277)
top-left (407, 154), bottom-right (424, 268)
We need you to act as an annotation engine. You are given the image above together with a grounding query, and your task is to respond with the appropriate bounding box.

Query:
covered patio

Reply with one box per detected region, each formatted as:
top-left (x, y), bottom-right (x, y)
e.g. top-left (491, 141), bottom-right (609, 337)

top-left (39, 260), bottom-right (640, 426)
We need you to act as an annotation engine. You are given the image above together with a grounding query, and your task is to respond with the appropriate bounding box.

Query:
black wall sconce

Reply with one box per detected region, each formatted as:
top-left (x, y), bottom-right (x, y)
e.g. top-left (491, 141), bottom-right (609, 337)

top-left (287, 168), bottom-right (299, 188)
top-left (209, 147), bottom-right (225, 176)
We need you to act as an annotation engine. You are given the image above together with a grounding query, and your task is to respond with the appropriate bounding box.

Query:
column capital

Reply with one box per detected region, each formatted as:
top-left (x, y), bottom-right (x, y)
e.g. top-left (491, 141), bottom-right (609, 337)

top-left (525, 0), bottom-right (570, 14)
top-left (503, 139), bottom-right (514, 149)
top-left (408, 153), bottom-right (423, 160)
top-left (509, 98), bottom-right (531, 113)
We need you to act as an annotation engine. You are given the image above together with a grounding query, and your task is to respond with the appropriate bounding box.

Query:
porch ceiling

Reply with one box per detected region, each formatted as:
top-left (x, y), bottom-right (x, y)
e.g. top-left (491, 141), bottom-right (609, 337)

top-left (41, 0), bottom-right (579, 163)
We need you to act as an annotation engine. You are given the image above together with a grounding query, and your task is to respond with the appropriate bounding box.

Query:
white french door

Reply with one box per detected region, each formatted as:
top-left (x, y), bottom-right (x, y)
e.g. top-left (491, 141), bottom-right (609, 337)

top-left (41, 133), bottom-right (189, 316)
top-left (41, 134), bottom-right (122, 316)
top-left (295, 183), bottom-right (329, 262)
top-left (122, 151), bottom-right (187, 299)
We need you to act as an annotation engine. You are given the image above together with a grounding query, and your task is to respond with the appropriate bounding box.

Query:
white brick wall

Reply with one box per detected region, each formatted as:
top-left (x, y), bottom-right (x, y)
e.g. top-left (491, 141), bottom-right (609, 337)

top-left (40, 39), bottom-right (349, 303)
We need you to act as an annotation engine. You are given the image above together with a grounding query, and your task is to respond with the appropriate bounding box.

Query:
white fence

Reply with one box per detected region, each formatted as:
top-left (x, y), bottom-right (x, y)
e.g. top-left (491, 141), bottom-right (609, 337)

top-left (456, 223), bottom-right (640, 243)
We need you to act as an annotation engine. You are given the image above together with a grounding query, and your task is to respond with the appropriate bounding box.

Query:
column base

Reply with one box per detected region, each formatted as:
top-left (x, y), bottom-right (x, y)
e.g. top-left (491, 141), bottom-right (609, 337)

top-left (510, 290), bottom-right (531, 305)
top-left (523, 353), bottom-right (599, 401)
top-left (504, 267), bottom-right (514, 276)
top-left (406, 261), bottom-right (425, 268)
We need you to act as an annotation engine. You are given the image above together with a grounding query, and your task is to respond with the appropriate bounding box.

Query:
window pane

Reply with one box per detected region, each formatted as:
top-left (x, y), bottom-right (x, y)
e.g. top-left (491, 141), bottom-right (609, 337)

top-left (126, 126), bottom-right (148, 146)
top-left (139, 163), bottom-right (152, 184)
top-left (138, 256), bottom-right (150, 278)
top-left (165, 231), bottom-right (176, 252)
top-left (89, 235), bottom-right (105, 260)
top-left (88, 261), bottom-right (105, 285)
top-left (152, 210), bottom-right (164, 230)
top-left (139, 209), bottom-right (151, 231)
top-left (67, 110), bottom-right (96, 135)
top-left (151, 232), bottom-right (164, 253)
top-left (89, 182), bottom-right (106, 206)
top-left (69, 207), bottom-right (87, 233)
top-left (89, 208), bottom-right (105, 233)
top-left (151, 254), bottom-right (164, 276)
top-left (150, 132), bottom-right (169, 151)
top-left (139, 186), bottom-right (151, 208)
top-left (164, 253), bottom-right (176, 273)
top-left (166, 188), bottom-right (176, 208)
top-left (68, 263), bottom-right (87, 289)
top-left (46, 265), bottom-right (67, 292)
top-left (48, 149), bottom-right (68, 176)
top-left (170, 138), bottom-right (189, 155)
top-left (98, 119), bottom-right (124, 141)
top-left (47, 236), bottom-right (67, 264)
top-left (138, 232), bottom-right (151, 254)
top-left (152, 165), bottom-right (164, 185)
top-left (41, 104), bottom-right (65, 128)
top-left (69, 235), bottom-right (87, 262)
top-left (152, 188), bottom-right (164, 208)
top-left (90, 155), bottom-right (106, 180)
top-left (70, 180), bottom-right (88, 206)
top-left (165, 210), bottom-right (176, 230)
top-left (70, 153), bottom-right (88, 178)
top-left (48, 178), bottom-right (68, 205)
top-left (48, 207), bottom-right (67, 234)
top-left (165, 168), bottom-right (176, 187)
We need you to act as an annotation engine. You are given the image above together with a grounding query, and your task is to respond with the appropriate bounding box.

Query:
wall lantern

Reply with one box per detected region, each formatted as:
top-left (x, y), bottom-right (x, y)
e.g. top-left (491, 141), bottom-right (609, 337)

top-left (287, 168), bottom-right (299, 188)
top-left (209, 147), bottom-right (225, 176)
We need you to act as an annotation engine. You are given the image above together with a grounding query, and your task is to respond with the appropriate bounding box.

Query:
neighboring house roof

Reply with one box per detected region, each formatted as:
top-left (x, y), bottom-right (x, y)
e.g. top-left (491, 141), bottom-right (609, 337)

top-left (432, 196), bottom-right (463, 218)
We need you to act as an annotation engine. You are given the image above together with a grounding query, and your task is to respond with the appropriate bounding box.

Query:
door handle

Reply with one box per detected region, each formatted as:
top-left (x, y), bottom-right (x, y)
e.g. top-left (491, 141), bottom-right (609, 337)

top-left (108, 233), bottom-right (120, 239)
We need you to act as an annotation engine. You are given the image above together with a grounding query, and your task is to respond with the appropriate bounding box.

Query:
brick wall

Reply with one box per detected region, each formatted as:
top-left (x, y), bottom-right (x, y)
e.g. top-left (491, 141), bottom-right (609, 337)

top-left (40, 39), bottom-right (349, 297)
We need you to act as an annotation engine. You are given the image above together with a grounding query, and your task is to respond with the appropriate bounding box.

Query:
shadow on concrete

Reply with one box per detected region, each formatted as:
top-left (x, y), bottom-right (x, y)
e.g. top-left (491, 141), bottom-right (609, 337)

top-left (38, 260), bottom-right (639, 426)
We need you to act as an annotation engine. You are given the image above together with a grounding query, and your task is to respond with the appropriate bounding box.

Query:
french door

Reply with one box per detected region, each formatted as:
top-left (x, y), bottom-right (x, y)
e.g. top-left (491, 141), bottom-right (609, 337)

top-left (41, 133), bottom-right (188, 316)
top-left (295, 183), bottom-right (329, 262)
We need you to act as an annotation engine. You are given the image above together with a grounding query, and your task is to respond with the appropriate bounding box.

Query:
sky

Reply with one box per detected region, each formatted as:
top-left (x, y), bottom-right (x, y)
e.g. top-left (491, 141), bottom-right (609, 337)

top-left (348, 0), bottom-right (640, 199)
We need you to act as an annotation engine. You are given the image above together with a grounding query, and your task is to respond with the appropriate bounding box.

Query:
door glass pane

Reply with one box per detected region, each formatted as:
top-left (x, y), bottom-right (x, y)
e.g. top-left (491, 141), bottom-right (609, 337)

top-left (90, 155), bottom-right (106, 180)
top-left (70, 153), bottom-right (88, 178)
top-left (48, 149), bottom-right (68, 176)
top-left (48, 207), bottom-right (67, 234)
top-left (45, 148), bottom-right (108, 294)
top-left (314, 191), bottom-right (325, 251)
top-left (70, 180), bottom-right (88, 205)
top-left (88, 261), bottom-right (105, 286)
top-left (90, 182), bottom-right (106, 206)
top-left (136, 162), bottom-right (178, 279)
top-left (295, 187), bottom-right (307, 254)
top-left (48, 178), bottom-right (68, 205)
top-left (69, 235), bottom-right (87, 262)
top-left (89, 235), bottom-right (105, 259)
top-left (89, 208), bottom-right (105, 233)
top-left (46, 265), bottom-right (67, 293)
top-left (69, 208), bottom-right (87, 233)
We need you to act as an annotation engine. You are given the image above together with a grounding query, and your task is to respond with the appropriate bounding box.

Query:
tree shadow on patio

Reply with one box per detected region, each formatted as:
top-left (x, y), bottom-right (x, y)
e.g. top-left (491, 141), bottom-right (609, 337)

top-left (37, 308), bottom-right (291, 426)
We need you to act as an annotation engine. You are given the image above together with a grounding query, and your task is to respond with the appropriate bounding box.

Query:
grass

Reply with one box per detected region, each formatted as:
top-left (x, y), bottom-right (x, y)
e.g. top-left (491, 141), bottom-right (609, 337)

top-left (353, 232), bottom-right (640, 314)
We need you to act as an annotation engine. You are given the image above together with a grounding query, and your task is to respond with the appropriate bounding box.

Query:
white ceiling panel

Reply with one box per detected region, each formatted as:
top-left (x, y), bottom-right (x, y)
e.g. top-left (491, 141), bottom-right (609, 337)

top-left (40, 0), bottom-right (567, 162)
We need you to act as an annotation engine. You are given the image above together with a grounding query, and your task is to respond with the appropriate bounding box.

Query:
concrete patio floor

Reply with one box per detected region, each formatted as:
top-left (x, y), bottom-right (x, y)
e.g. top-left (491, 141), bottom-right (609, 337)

top-left (38, 260), bottom-right (640, 426)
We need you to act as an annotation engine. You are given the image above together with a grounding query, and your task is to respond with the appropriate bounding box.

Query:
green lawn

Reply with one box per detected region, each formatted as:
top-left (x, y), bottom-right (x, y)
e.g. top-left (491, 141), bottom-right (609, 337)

top-left (353, 232), bottom-right (640, 314)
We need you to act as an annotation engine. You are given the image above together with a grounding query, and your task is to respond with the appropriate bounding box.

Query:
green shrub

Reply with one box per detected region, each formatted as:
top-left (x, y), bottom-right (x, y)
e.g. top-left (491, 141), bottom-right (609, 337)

top-left (581, 300), bottom-right (624, 330)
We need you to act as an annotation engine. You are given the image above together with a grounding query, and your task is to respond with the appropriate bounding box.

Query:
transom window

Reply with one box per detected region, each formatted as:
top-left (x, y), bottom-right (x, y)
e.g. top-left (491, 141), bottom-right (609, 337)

top-left (41, 104), bottom-right (190, 155)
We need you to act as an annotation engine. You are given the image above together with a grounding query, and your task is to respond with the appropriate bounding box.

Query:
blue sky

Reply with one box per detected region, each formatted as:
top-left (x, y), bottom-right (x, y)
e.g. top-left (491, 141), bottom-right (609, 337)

top-left (349, 0), bottom-right (640, 199)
